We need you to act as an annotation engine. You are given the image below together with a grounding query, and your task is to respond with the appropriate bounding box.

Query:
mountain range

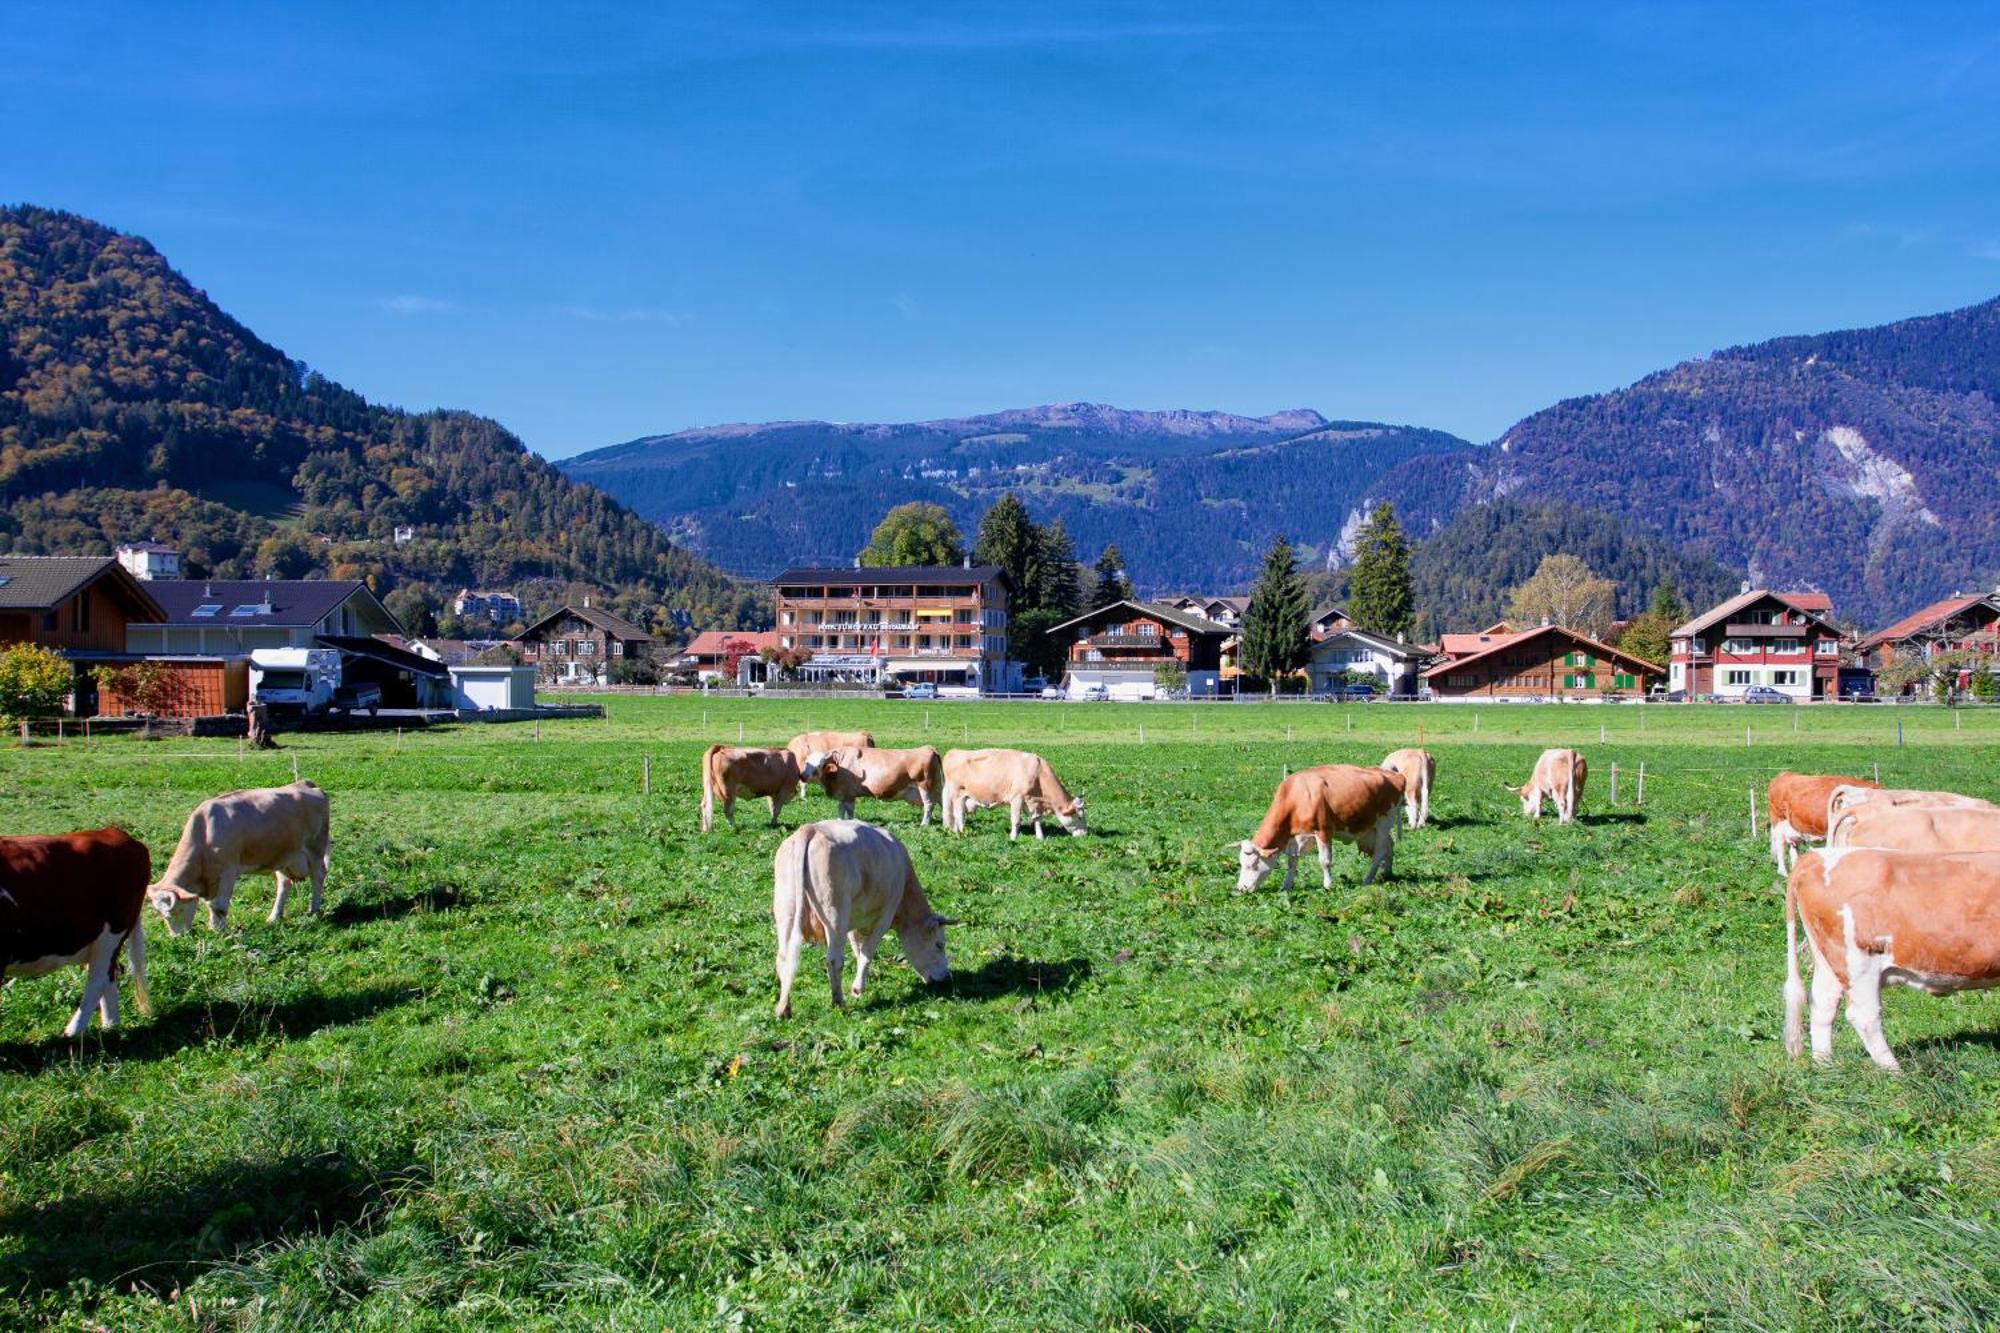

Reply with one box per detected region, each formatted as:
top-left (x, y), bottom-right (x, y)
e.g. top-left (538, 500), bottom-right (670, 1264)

top-left (567, 297), bottom-right (2000, 627)
top-left (0, 205), bottom-right (759, 634)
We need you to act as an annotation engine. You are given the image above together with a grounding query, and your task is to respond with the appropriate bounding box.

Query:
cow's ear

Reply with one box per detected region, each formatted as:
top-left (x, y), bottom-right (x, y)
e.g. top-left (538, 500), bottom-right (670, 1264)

top-left (930, 914), bottom-right (960, 927)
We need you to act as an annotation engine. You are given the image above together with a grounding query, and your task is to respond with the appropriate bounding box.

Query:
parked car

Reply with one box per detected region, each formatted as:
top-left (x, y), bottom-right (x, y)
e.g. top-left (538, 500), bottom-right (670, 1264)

top-left (1019, 676), bottom-right (1049, 696)
top-left (1040, 684), bottom-right (1066, 700)
top-left (904, 683), bottom-right (939, 700)
top-left (332, 682), bottom-right (382, 716)
top-left (1740, 685), bottom-right (1794, 704)
top-left (1654, 689), bottom-right (1690, 703)
top-left (1329, 682), bottom-right (1377, 701)
top-left (1081, 684), bottom-right (1111, 701)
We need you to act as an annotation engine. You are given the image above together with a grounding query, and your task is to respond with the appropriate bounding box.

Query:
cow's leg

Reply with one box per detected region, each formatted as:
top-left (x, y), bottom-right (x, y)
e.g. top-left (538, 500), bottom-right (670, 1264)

top-left (1807, 937), bottom-right (1841, 1065)
top-left (64, 931), bottom-right (117, 1037)
top-left (1008, 799), bottom-right (1023, 842)
top-left (774, 924), bottom-right (803, 1019)
top-left (723, 792), bottom-right (738, 828)
top-left (1841, 907), bottom-right (1901, 1072)
top-left (308, 844), bottom-right (327, 917)
top-left (767, 792), bottom-right (783, 826)
top-left (209, 866), bottom-right (239, 930)
top-left (1317, 834), bottom-right (1333, 889)
top-left (851, 920), bottom-right (894, 998)
top-left (1769, 820), bottom-right (1791, 874)
top-left (1280, 843), bottom-right (1299, 894)
top-left (916, 787), bottom-right (932, 827)
top-left (1034, 813), bottom-right (1045, 841)
top-left (96, 960), bottom-right (120, 1029)
top-left (269, 870), bottom-right (292, 923)
top-left (838, 798), bottom-right (856, 820)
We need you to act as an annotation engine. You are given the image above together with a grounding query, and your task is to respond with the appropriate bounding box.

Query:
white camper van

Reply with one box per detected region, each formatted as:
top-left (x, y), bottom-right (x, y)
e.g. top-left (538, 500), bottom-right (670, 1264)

top-left (250, 648), bottom-right (341, 716)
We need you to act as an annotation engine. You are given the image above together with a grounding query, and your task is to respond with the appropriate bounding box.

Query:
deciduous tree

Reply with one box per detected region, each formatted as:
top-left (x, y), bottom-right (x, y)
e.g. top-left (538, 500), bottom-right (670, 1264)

top-left (0, 643), bottom-right (73, 723)
top-left (1507, 554), bottom-right (1617, 639)
top-left (860, 503), bottom-right (966, 568)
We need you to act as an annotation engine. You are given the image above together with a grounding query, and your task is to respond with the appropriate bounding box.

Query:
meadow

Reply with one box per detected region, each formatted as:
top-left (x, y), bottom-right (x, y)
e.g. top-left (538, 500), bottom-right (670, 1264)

top-left (4, 697), bottom-right (2000, 1330)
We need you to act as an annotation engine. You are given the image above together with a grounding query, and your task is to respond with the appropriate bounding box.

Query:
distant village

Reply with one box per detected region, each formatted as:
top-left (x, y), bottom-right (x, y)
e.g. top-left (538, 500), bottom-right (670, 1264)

top-left (0, 521), bottom-right (1995, 725)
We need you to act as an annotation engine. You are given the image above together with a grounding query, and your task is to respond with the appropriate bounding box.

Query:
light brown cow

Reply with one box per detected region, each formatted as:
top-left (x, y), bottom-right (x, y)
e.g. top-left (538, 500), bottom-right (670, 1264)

top-left (771, 820), bottom-right (954, 1018)
top-left (941, 747), bottom-right (1086, 840)
top-left (1380, 748), bottom-right (1435, 829)
top-left (1828, 804), bottom-right (2000, 855)
top-left (787, 731), bottom-right (875, 775)
top-left (1826, 784), bottom-right (1998, 829)
top-left (1515, 749), bottom-right (1586, 824)
top-left (805, 746), bottom-right (945, 825)
top-left (701, 745), bottom-right (802, 832)
top-left (1236, 764), bottom-right (1405, 892)
top-left (1785, 847), bottom-right (2000, 1071)
top-left (147, 781), bottom-right (331, 932)
top-left (0, 827), bottom-right (153, 1036)
top-left (1766, 771), bottom-right (1880, 871)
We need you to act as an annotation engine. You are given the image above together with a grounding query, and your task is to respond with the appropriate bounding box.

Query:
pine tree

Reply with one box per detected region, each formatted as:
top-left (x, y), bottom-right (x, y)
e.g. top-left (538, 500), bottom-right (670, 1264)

top-left (1650, 575), bottom-right (1687, 623)
top-left (1240, 535), bottom-right (1310, 688)
top-left (1091, 544), bottom-right (1134, 610)
top-left (973, 493), bottom-right (1037, 604)
top-left (1033, 518), bottom-right (1083, 618)
top-left (1347, 502), bottom-right (1414, 640)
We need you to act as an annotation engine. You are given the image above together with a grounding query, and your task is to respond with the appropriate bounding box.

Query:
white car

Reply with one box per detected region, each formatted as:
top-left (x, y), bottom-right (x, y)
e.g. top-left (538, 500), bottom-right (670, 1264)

top-left (1040, 685), bottom-right (1065, 700)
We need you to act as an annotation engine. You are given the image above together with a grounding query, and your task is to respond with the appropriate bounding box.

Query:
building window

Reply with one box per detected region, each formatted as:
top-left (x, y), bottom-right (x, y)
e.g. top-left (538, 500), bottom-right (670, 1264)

top-left (611, 640), bottom-right (624, 656)
top-left (1448, 674), bottom-right (1474, 688)
top-left (1772, 670), bottom-right (1798, 686)
top-left (1816, 640), bottom-right (1840, 656)
top-left (1725, 669), bottom-right (1752, 686)
top-left (1772, 639), bottom-right (1803, 655)
top-left (1614, 672), bottom-right (1635, 689)
top-left (42, 611), bottom-right (57, 632)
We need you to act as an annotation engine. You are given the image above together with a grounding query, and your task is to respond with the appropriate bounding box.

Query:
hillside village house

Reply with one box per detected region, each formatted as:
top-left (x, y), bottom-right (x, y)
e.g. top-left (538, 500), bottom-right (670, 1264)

top-left (1050, 599), bottom-right (1233, 698)
top-left (1307, 627), bottom-right (1430, 697)
top-left (675, 629), bottom-right (783, 684)
top-left (127, 580), bottom-right (401, 654)
top-left (0, 555), bottom-right (173, 712)
top-left (513, 602), bottom-right (654, 684)
top-left (772, 565), bottom-right (1012, 691)
top-left (114, 541), bottom-right (182, 581)
top-left (452, 588), bottom-right (523, 621)
top-left (1669, 587), bottom-right (1844, 700)
top-left (1423, 622), bottom-right (1660, 700)
top-left (1856, 591), bottom-right (2000, 696)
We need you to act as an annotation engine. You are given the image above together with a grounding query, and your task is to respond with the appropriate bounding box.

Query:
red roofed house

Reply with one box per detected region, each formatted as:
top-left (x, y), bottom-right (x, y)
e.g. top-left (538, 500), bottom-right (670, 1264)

top-left (1855, 590), bottom-right (2000, 696)
top-left (1668, 587), bottom-right (1846, 700)
top-left (1423, 622), bottom-right (1660, 700)
top-left (675, 630), bottom-right (783, 684)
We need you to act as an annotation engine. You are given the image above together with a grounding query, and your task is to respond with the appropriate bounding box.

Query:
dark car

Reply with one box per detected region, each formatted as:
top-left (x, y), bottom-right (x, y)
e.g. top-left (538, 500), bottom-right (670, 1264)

top-left (332, 682), bottom-right (382, 716)
top-left (1329, 682), bottom-right (1377, 701)
top-left (1739, 685), bottom-right (1794, 704)
top-left (1651, 689), bottom-right (1690, 703)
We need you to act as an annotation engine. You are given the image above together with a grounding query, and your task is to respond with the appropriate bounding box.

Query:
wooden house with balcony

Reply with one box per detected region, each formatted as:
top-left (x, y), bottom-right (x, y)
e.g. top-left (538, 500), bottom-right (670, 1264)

top-left (1668, 588), bottom-right (1844, 700)
top-left (771, 564), bottom-right (1012, 692)
top-left (1855, 590), bottom-right (2000, 697)
top-left (1423, 622), bottom-right (1659, 700)
top-left (1050, 600), bottom-right (1233, 697)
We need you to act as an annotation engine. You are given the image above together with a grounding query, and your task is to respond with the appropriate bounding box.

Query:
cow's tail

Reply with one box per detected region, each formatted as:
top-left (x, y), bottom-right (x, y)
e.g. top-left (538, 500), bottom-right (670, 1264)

top-left (126, 910), bottom-right (152, 1018)
top-left (1783, 861), bottom-right (1805, 1059)
top-left (701, 744), bottom-right (723, 832)
top-left (1564, 754), bottom-right (1578, 820)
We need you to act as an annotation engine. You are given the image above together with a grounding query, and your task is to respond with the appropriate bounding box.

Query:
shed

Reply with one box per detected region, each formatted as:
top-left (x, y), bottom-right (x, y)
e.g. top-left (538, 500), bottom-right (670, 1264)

top-left (448, 664), bottom-right (538, 712)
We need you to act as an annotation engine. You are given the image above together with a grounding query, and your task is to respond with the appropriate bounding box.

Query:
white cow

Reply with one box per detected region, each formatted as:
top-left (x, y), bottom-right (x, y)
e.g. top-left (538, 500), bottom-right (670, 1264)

top-left (941, 748), bottom-right (1086, 840)
top-left (772, 821), bottom-right (955, 1018)
top-left (1379, 748), bottom-right (1435, 829)
top-left (147, 780), bottom-right (332, 931)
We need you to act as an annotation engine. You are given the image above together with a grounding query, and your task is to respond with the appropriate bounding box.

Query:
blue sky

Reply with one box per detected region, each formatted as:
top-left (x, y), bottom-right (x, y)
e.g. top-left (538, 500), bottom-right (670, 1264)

top-left (8, 2), bottom-right (1999, 457)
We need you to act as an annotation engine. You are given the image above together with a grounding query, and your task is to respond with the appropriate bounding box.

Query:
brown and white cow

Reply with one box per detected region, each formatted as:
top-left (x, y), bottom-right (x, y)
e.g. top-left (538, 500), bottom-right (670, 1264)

top-left (146, 780), bottom-right (331, 932)
top-left (941, 747), bottom-right (1086, 840)
top-left (0, 827), bottom-right (153, 1036)
top-left (1828, 804), bottom-right (2000, 855)
top-left (701, 744), bottom-right (801, 832)
top-left (1236, 764), bottom-right (1405, 893)
top-left (1379, 748), bottom-right (1435, 829)
top-left (787, 731), bottom-right (875, 775)
top-left (804, 746), bottom-right (945, 825)
top-left (771, 820), bottom-right (954, 1018)
top-left (1515, 749), bottom-right (1586, 824)
top-left (1784, 847), bottom-right (2000, 1071)
top-left (1826, 784), bottom-right (1997, 830)
top-left (1766, 771), bottom-right (1880, 871)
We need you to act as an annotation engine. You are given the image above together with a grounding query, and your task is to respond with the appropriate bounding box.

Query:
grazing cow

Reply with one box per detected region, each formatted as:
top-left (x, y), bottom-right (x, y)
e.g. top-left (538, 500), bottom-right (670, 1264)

top-left (1828, 804), bottom-right (2000, 854)
top-left (1379, 748), bottom-right (1435, 829)
top-left (1236, 764), bottom-right (1405, 893)
top-left (1515, 749), bottom-right (1586, 824)
top-left (1766, 771), bottom-right (1880, 871)
top-left (146, 780), bottom-right (331, 932)
top-left (787, 731), bottom-right (875, 775)
top-left (941, 747), bottom-right (1086, 840)
top-left (771, 820), bottom-right (955, 1018)
top-left (804, 746), bottom-right (945, 825)
top-left (0, 827), bottom-right (152, 1036)
top-left (1826, 784), bottom-right (1997, 829)
top-left (701, 744), bottom-right (801, 832)
top-left (1784, 847), bottom-right (2000, 1071)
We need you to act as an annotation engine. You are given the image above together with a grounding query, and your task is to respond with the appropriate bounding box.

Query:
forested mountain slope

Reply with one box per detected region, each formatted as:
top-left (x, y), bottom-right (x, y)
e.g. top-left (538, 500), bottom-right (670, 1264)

top-left (0, 206), bottom-right (759, 632)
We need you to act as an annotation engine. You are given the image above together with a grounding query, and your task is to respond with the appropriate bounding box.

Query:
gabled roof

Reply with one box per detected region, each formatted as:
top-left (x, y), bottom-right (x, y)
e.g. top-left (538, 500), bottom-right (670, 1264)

top-left (773, 565), bottom-right (1011, 590)
top-left (1670, 588), bottom-right (1837, 639)
top-left (1440, 629), bottom-right (1521, 658)
top-left (517, 603), bottom-right (653, 642)
top-left (680, 630), bottom-right (782, 657)
top-left (1048, 599), bottom-right (1234, 637)
top-left (0, 555), bottom-right (166, 620)
top-left (1421, 623), bottom-right (1661, 679)
top-left (1309, 627), bottom-right (1429, 661)
top-left (317, 634), bottom-right (448, 678)
top-left (145, 579), bottom-right (393, 630)
top-left (1858, 594), bottom-right (2000, 651)
top-left (1309, 604), bottom-right (1350, 625)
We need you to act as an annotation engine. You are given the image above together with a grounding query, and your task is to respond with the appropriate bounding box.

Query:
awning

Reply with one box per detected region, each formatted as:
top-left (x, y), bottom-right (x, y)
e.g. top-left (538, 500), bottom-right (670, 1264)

top-left (317, 634), bottom-right (449, 678)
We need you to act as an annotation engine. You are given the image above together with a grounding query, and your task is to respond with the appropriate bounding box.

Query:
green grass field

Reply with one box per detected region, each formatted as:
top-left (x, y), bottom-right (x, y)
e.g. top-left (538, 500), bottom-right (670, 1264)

top-left (6, 698), bottom-right (2000, 1329)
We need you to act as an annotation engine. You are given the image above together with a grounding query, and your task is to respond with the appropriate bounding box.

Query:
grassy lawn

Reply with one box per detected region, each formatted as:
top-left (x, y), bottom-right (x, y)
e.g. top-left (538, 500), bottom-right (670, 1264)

top-left (5, 698), bottom-right (2000, 1328)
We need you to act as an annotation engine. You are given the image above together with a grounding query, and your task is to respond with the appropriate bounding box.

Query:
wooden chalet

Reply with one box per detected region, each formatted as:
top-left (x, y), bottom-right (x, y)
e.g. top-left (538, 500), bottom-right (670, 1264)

top-left (1423, 622), bottom-right (1660, 700)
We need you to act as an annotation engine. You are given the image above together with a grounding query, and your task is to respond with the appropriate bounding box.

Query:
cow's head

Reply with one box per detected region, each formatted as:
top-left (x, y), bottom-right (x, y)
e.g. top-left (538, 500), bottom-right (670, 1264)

top-left (1235, 840), bottom-right (1278, 892)
top-left (801, 751), bottom-right (829, 778)
top-left (147, 884), bottom-right (201, 936)
top-left (898, 912), bottom-right (957, 984)
top-left (1056, 795), bottom-right (1087, 837)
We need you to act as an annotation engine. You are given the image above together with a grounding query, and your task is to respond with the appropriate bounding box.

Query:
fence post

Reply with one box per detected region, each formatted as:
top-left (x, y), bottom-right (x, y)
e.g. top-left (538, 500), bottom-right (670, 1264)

top-left (738, 721), bottom-right (745, 742)
top-left (1600, 723), bottom-right (1606, 743)
top-left (1138, 724), bottom-right (1145, 745)
top-left (1286, 725), bottom-right (1293, 743)
top-left (1745, 724), bottom-right (1752, 747)
top-left (1637, 761), bottom-right (1645, 805)
top-left (643, 753), bottom-right (652, 795)
top-left (292, 754), bottom-right (301, 783)
top-left (1474, 711), bottom-right (1480, 733)
top-left (1749, 789), bottom-right (1758, 840)
top-left (1873, 761), bottom-right (1881, 783)
top-left (536, 719), bottom-right (542, 743)
top-left (1611, 762), bottom-right (1619, 804)
top-left (1898, 718), bottom-right (1904, 748)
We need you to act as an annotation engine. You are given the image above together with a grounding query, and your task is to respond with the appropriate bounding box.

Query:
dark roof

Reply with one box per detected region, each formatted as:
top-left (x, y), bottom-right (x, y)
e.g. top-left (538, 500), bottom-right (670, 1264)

top-left (1671, 589), bottom-right (1838, 639)
top-left (1047, 599), bottom-right (1234, 637)
top-left (144, 579), bottom-right (385, 629)
top-left (1858, 594), bottom-right (2000, 650)
top-left (1421, 623), bottom-right (1661, 679)
top-left (1309, 627), bottom-right (1429, 660)
top-left (773, 564), bottom-right (1011, 589)
top-left (0, 556), bottom-right (165, 620)
top-left (318, 634), bottom-right (448, 677)
top-left (516, 603), bottom-right (653, 642)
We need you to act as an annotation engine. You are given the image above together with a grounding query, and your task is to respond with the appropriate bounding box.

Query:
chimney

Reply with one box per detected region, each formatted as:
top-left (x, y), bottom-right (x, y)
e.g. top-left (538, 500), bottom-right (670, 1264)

top-left (203, 581), bottom-right (212, 597)
top-left (963, 554), bottom-right (971, 569)
top-left (583, 594), bottom-right (591, 608)
top-left (259, 580), bottom-right (273, 615)
top-left (1740, 580), bottom-right (1752, 594)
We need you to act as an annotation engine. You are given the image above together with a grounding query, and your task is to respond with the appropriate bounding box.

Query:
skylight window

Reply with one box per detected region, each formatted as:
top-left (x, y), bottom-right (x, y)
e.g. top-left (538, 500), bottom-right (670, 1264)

top-left (191, 603), bottom-right (222, 617)
top-left (229, 604), bottom-right (265, 618)
top-left (0, 576), bottom-right (11, 587)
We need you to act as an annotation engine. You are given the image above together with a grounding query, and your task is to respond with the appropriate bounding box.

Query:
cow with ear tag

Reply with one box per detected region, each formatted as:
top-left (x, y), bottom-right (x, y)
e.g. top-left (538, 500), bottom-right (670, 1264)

top-left (772, 820), bottom-right (957, 1018)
